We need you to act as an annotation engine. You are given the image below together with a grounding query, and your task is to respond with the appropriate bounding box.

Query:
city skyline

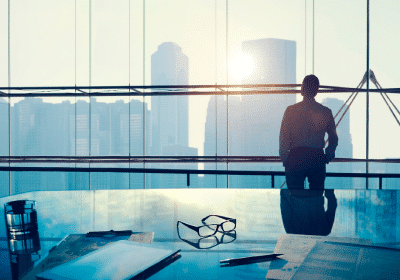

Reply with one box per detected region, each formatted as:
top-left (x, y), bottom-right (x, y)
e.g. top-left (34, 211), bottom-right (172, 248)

top-left (1, 1), bottom-right (399, 162)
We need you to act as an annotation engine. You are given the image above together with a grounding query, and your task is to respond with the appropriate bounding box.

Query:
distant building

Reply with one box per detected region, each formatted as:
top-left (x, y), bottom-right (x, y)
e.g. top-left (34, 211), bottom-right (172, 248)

top-left (150, 42), bottom-right (198, 188)
top-left (151, 42), bottom-right (189, 153)
top-left (11, 98), bottom-right (75, 193)
top-left (322, 98), bottom-right (354, 189)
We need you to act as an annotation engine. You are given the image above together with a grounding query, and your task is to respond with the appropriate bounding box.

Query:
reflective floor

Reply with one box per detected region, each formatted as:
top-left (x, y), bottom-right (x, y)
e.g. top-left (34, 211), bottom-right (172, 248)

top-left (0, 189), bottom-right (399, 279)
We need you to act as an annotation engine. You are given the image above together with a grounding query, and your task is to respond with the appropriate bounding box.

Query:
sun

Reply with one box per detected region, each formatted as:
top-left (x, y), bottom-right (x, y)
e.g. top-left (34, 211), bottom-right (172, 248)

top-left (229, 52), bottom-right (255, 82)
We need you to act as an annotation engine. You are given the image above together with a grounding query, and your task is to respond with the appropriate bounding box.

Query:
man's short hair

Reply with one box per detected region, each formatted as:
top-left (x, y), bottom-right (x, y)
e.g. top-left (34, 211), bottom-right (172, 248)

top-left (301, 75), bottom-right (319, 97)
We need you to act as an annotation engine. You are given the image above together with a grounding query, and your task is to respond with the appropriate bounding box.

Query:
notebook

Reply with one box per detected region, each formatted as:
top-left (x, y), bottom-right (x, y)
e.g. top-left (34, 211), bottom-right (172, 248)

top-left (36, 240), bottom-right (181, 280)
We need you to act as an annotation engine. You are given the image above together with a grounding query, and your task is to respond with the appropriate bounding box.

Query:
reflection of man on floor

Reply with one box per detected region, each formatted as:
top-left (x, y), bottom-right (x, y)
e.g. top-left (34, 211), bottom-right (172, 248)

top-left (279, 75), bottom-right (338, 190)
top-left (280, 189), bottom-right (337, 236)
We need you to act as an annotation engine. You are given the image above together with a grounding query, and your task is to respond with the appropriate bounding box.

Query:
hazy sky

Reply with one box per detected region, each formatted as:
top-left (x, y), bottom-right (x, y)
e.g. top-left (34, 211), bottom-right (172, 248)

top-left (0, 0), bottom-right (399, 161)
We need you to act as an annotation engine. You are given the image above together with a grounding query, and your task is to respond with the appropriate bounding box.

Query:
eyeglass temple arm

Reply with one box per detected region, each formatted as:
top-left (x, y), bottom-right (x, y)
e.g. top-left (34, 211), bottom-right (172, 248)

top-left (177, 221), bottom-right (200, 232)
top-left (201, 214), bottom-right (233, 222)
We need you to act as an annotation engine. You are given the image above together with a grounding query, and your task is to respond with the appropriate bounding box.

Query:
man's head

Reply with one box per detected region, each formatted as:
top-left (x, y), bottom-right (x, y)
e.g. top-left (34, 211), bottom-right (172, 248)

top-left (301, 75), bottom-right (319, 98)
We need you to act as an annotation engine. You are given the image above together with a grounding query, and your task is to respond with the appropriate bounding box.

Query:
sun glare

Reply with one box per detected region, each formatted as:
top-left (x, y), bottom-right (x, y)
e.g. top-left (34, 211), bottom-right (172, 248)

top-left (229, 52), bottom-right (255, 82)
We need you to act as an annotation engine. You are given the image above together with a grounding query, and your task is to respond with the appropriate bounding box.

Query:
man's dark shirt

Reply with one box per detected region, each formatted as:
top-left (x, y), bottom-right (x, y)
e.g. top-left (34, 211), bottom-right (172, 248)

top-left (279, 98), bottom-right (339, 166)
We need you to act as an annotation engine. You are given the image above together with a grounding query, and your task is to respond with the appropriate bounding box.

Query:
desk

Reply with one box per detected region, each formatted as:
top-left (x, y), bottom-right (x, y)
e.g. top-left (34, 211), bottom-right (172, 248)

top-left (0, 189), bottom-right (399, 279)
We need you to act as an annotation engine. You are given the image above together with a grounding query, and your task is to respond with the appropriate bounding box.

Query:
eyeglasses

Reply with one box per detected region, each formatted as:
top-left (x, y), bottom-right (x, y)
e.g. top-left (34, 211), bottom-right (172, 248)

top-left (177, 215), bottom-right (236, 237)
top-left (177, 230), bottom-right (236, 250)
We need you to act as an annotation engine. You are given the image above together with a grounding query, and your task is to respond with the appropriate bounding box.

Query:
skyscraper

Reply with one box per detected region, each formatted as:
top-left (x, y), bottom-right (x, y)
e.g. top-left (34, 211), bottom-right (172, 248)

top-left (204, 38), bottom-right (296, 188)
top-left (151, 42), bottom-right (189, 154)
top-left (239, 38), bottom-right (297, 158)
top-left (150, 42), bottom-right (198, 188)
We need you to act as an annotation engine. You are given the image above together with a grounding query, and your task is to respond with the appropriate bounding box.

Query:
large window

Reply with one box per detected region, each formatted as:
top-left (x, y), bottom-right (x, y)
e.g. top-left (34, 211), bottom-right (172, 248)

top-left (1, 1), bottom-right (399, 194)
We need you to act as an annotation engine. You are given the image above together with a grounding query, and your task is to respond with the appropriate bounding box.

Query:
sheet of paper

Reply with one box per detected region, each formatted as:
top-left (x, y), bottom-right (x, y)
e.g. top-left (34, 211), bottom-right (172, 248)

top-left (266, 234), bottom-right (372, 280)
top-left (292, 241), bottom-right (400, 280)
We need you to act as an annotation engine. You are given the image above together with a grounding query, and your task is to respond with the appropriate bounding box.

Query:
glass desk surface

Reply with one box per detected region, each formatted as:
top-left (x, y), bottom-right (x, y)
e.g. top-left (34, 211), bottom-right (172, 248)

top-left (0, 189), bottom-right (399, 279)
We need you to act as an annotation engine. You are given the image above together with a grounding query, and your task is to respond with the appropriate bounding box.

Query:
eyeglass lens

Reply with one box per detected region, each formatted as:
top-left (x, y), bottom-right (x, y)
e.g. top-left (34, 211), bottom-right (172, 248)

top-left (198, 224), bottom-right (218, 237)
top-left (221, 221), bottom-right (235, 232)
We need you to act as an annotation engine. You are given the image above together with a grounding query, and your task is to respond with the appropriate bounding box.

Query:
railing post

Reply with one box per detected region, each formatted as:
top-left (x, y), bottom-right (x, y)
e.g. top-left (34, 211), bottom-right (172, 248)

top-left (187, 173), bottom-right (190, 187)
top-left (379, 176), bottom-right (382, 190)
top-left (271, 175), bottom-right (275, 188)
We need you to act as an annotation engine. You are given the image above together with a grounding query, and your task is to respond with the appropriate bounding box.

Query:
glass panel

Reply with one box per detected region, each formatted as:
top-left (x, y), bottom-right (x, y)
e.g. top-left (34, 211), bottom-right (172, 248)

top-left (75, 97), bottom-right (90, 190)
top-left (129, 98), bottom-right (147, 189)
top-left (129, 0), bottom-right (146, 189)
top-left (87, 1), bottom-right (130, 189)
top-left (145, 0), bottom-right (216, 187)
top-left (0, 0), bottom-right (7, 87)
top-left (370, 0), bottom-right (400, 188)
top-left (315, 0), bottom-right (366, 188)
top-left (201, 170), bottom-right (227, 189)
top-left (227, 1), bottom-right (302, 187)
top-left (146, 163), bottom-right (200, 189)
top-left (203, 96), bottom-right (227, 188)
top-left (10, 1), bottom-right (74, 87)
top-left (10, 98), bottom-right (75, 156)
top-left (0, 0), bottom-right (7, 196)
top-left (0, 98), bottom-right (9, 197)
top-left (89, 97), bottom-right (130, 157)
top-left (90, 165), bottom-right (129, 190)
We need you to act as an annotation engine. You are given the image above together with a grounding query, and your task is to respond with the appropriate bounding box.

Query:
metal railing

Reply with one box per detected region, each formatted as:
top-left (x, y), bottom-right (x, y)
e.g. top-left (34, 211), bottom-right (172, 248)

top-left (1, 165), bottom-right (399, 190)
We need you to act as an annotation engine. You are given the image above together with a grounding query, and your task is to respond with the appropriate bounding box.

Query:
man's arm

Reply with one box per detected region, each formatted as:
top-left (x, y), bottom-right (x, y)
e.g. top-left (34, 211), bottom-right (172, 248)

top-left (325, 109), bottom-right (338, 163)
top-left (279, 107), bottom-right (291, 166)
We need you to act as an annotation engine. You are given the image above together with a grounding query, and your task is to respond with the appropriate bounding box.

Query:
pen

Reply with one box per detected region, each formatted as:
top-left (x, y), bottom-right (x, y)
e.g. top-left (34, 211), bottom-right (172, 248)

top-left (220, 253), bottom-right (283, 265)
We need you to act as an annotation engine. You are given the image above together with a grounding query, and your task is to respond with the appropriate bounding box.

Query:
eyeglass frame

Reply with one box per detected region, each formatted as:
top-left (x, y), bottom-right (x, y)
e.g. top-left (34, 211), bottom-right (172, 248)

top-left (177, 229), bottom-right (236, 250)
top-left (177, 215), bottom-right (236, 238)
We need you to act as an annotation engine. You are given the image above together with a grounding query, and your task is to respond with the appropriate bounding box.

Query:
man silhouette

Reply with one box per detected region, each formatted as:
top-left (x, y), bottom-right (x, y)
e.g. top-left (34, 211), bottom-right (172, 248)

top-left (279, 75), bottom-right (338, 191)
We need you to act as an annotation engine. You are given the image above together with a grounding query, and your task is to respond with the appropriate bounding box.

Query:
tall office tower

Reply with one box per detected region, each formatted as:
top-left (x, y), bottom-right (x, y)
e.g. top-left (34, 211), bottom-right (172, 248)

top-left (151, 42), bottom-right (189, 154)
top-left (205, 38), bottom-right (297, 188)
top-left (150, 42), bottom-right (198, 188)
top-left (322, 98), bottom-right (354, 189)
top-left (239, 38), bottom-right (296, 156)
